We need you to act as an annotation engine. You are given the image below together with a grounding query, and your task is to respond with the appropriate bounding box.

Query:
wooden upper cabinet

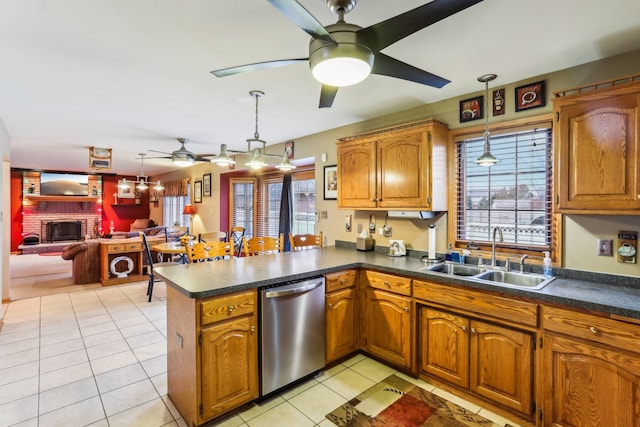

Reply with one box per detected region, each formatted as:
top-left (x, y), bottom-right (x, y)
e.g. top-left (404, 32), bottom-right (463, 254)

top-left (553, 79), bottom-right (640, 213)
top-left (337, 119), bottom-right (448, 210)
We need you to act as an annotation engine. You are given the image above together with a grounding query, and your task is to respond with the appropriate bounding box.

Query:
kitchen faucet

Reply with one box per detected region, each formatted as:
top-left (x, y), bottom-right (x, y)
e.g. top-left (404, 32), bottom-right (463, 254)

top-left (520, 254), bottom-right (529, 273)
top-left (491, 226), bottom-right (503, 269)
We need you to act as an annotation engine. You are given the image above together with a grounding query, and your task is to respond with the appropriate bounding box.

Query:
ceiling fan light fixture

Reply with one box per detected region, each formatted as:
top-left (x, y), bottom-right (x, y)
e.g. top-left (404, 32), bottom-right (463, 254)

top-left (476, 73), bottom-right (499, 167)
top-left (172, 153), bottom-right (194, 167)
top-left (310, 34), bottom-right (373, 87)
top-left (276, 150), bottom-right (296, 171)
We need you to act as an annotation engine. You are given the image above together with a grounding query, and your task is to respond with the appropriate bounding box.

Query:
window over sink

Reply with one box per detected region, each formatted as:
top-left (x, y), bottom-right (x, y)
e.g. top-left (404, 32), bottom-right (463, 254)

top-left (451, 115), bottom-right (556, 260)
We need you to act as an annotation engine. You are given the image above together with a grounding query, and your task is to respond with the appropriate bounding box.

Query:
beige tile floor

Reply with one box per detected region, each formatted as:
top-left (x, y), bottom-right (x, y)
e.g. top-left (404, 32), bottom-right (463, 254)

top-left (0, 280), bottom-right (521, 427)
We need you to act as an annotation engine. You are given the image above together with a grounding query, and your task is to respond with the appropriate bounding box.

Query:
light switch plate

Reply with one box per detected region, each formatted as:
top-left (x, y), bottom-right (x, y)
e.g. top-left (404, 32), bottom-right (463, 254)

top-left (597, 238), bottom-right (613, 256)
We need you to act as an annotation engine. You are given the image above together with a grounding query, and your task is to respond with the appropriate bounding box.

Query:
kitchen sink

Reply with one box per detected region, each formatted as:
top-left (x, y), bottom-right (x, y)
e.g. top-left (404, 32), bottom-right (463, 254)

top-left (474, 270), bottom-right (555, 290)
top-left (427, 263), bottom-right (486, 277)
top-left (425, 262), bottom-right (555, 290)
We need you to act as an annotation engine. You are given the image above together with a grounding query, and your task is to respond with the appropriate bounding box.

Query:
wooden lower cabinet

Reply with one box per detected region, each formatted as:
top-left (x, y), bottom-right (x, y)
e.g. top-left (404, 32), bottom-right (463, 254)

top-left (419, 306), bottom-right (533, 415)
top-left (167, 286), bottom-right (258, 426)
top-left (363, 287), bottom-right (412, 370)
top-left (542, 305), bottom-right (640, 426)
top-left (325, 270), bottom-right (358, 363)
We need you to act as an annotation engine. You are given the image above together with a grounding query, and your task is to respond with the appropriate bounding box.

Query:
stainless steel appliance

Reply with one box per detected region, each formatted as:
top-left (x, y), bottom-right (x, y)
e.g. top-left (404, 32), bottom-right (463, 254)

top-left (260, 277), bottom-right (326, 396)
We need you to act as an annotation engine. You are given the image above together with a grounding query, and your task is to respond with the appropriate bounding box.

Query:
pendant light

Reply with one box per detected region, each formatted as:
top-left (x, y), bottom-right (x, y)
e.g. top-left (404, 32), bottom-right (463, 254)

top-left (476, 74), bottom-right (499, 167)
top-left (276, 150), bottom-right (296, 171)
top-left (210, 144), bottom-right (236, 166)
top-left (117, 153), bottom-right (163, 191)
top-left (244, 90), bottom-right (269, 169)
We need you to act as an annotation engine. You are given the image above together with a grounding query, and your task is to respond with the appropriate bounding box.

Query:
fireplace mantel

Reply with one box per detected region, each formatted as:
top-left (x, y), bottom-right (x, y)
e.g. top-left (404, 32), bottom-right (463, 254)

top-left (24, 195), bottom-right (100, 204)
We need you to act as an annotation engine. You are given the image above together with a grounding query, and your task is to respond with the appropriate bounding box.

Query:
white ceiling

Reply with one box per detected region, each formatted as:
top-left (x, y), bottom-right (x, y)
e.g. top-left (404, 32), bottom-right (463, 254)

top-left (1, 0), bottom-right (640, 176)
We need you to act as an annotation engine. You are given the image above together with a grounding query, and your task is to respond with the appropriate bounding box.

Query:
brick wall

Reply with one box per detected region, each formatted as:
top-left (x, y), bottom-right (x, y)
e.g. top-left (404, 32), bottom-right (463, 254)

top-left (21, 201), bottom-right (102, 241)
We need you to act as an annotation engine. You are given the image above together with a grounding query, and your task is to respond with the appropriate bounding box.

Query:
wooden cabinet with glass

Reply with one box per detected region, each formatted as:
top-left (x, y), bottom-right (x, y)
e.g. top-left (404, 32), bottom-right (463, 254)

top-left (325, 269), bottom-right (358, 363)
top-left (553, 77), bottom-right (640, 213)
top-left (415, 280), bottom-right (537, 419)
top-left (167, 286), bottom-right (258, 426)
top-left (336, 119), bottom-right (448, 210)
top-left (542, 305), bottom-right (640, 426)
top-left (362, 270), bottom-right (413, 370)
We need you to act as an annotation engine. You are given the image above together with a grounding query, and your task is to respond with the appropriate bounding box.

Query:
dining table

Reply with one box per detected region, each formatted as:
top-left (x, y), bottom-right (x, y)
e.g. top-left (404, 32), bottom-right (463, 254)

top-left (151, 241), bottom-right (188, 263)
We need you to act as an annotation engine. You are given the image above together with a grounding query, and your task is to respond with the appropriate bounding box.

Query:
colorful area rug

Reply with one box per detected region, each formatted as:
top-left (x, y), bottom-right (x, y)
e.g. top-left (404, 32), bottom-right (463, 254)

top-left (326, 374), bottom-right (500, 427)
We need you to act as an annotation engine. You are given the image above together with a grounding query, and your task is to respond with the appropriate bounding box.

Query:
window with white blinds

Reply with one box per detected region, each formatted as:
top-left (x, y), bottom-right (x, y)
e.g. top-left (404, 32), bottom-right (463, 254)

top-left (454, 124), bottom-right (552, 252)
top-left (230, 170), bottom-right (315, 239)
top-left (162, 182), bottom-right (190, 228)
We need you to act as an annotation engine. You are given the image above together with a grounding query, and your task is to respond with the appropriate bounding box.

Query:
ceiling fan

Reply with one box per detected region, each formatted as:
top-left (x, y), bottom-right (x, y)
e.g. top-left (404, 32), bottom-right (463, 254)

top-left (147, 138), bottom-right (219, 167)
top-left (211, 0), bottom-right (485, 108)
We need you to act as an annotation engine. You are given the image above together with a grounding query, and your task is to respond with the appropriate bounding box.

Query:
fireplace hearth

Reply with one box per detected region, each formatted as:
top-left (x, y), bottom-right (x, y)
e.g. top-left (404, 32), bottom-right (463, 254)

top-left (45, 220), bottom-right (83, 243)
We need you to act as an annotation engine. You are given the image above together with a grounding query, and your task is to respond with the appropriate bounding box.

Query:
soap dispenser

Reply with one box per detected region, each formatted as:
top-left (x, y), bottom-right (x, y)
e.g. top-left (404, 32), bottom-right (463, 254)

top-left (543, 251), bottom-right (552, 278)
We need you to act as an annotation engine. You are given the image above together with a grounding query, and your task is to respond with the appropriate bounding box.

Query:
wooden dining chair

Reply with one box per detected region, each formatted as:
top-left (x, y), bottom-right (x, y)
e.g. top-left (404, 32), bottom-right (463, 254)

top-left (185, 241), bottom-right (233, 263)
top-left (242, 235), bottom-right (284, 256)
top-left (289, 232), bottom-right (323, 251)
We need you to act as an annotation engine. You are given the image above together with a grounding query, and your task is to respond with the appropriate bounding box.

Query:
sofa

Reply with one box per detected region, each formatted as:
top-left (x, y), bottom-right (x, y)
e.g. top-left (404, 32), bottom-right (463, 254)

top-left (61, 240), bottom-right (101, 284)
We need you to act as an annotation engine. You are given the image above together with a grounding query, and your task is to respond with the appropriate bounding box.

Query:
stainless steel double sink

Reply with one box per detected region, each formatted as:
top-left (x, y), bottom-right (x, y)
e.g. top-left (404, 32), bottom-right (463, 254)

top-left (425, 262), bottom-right (555, 290)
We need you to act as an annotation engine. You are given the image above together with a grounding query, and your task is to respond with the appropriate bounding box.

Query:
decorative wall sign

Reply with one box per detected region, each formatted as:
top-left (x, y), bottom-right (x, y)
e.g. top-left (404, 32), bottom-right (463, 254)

top-left (89, 147), bottom-right (112, 170)
top-left (515, 80), bottom-right (546, 112)
top-left (285, 141), bottom-right (294, 159)
top-left (617, 230), bottom-right (637, 264)
top-left (459, 95), bottom-right (483, 123)
top-left (324, 165), bottom-right (337, 200)
top-left (194, 180), bottom-right (202, 203)
top-left (492, 88), bottom-right (505, 116)
top-left (203, 173), bottom-right (211, 197)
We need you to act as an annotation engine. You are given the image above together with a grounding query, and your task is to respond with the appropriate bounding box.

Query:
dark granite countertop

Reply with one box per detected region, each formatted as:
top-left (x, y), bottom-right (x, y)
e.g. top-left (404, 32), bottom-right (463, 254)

top-left (155, 245), bottom-right (640, 320)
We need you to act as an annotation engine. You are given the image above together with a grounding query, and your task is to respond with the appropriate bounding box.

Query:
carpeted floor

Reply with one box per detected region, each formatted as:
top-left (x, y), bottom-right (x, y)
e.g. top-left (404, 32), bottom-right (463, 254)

top-left (326, 374), bottom-right (501, 427)
top-left (9, 253), bottom-right (102, 300)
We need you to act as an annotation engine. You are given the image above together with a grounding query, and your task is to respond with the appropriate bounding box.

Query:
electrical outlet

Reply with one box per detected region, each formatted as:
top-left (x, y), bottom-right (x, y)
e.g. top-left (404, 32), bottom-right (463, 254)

top-left (357, 223), bottom-right (363, 233)
top-left (597, 238), bottom-right (613, 256)
top-left (383, 225), bottom-right (392, 237)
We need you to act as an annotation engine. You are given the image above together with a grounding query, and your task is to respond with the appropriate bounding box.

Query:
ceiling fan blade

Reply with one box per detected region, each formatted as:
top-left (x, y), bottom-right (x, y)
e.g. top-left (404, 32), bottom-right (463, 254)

top-left (319, 85), bottom-right (339, 108)
top-left (148, 149), bottom-right (172, 156)
top-left (371, 53), bottom-right (450, 88)
top-left (145, 155), bottom-right (172, 159)
top-left (266, 0), bottom-right (336, 43)
top-left (358, 0), bottom-right (484, 51)
top-left (211, 58), bottom-right (308, 77)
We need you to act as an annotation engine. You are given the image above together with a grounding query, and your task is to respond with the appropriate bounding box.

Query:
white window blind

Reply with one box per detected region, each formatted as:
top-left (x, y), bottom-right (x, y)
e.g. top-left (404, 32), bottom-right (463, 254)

top-left (455, 125), bottom-right (552, 251)
top-left (230, 179), bottom-right (255, 238)
top-left (162, 182), bottom-right (190, 228)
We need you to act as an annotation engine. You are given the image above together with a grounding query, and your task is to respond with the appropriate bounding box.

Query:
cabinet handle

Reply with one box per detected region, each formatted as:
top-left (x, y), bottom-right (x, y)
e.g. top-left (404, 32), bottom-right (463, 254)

top-left (403, 307), bottom-right (409, 312)
top-left (383, 281), bottom-right (390, 287)
top-left (328, 303), bottom-right (333, 309)
top-left (589, 326), bottom-right (598, 334)
top-left (339, 279), bottom-right (345, 284)
top-left (471, 327), bottom-right (476, 334)
top-left (461, 325), bottom-right (467, 332)
top-left (371, 198), bottom-right (377, 202)
top-left (250, 325), bottom-right (255, 332)
top-left (227, 305), bottom-right (235, 313)
top-left (555, 194), bottom-right (559, 204)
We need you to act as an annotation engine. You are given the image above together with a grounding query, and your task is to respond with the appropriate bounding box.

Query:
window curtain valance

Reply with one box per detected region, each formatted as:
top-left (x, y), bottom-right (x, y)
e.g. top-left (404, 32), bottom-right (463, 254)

top-left (162, 179), bottom-right (189, 197)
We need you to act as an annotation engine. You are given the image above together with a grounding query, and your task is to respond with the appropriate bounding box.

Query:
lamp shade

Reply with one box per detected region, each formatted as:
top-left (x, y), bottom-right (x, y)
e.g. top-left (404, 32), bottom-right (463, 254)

top-left (183, 204), bottom-right (195, 215)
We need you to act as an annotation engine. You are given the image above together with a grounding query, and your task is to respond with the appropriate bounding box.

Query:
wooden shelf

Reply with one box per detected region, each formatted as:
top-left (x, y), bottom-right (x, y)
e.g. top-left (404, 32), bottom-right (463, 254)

top-left (112, 203), bottom-right (143, 207)
top-left (23, 194), bottom-right (100, 203)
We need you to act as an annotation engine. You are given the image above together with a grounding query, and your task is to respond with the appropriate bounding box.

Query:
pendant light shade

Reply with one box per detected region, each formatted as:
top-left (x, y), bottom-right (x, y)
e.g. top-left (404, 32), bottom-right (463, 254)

top-left (276, 150), bottom-right (296, 171)
top-left (211, 143), bottom-right (236, 166)
top-left (476, 74), bottom-right (499, 167)
top-left (246, 148), bottom-right (268, 170)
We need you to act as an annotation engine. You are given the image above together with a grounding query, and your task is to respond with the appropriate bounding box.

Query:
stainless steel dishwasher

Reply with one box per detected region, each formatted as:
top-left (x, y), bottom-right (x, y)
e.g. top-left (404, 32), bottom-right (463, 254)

top-left (260, 277), bottom-right (325, 396)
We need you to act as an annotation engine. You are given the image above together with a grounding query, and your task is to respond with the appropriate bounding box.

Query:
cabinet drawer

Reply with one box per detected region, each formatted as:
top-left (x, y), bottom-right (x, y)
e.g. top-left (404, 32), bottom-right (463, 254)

top-left (107, 242), bottom-right (142, 253)
top-left (325, 269), bottom-right (357, 292)
top-left (365, 270), bottom-right (411, 296)
top-left (543, 305), bottom-right (640, 351)
top-left (414, 280), bottom-right (538, 327)
top-left (201, 290), bottom-right (256, 326)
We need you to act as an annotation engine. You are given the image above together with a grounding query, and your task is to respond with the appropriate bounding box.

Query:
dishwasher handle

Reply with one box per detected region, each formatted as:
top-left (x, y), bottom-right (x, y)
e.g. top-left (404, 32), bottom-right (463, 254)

top-left (264, 280), bottom-right (324, 298)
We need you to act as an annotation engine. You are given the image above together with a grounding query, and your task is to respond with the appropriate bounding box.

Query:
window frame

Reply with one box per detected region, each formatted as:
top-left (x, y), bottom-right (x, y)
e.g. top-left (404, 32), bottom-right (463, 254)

top-left (448, 114), bottom-right (561, 265)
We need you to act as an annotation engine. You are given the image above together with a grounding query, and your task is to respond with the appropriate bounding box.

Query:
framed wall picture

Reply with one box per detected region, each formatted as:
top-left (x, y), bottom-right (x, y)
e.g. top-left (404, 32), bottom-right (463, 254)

top-left (117, 180), bottom-right (135, 199)
top-left (194, 180), bottom-right (202, 203)
top-left (324, 165), bottom-right (337, 200)
top-left (492, 88), bottom-right (505, 116)
top-left (203, 173), bottom-right (211, 197)
top-left (459, 96), bottom-right (483, 123)
top-left (89, 146), bottom-right (112, 170)
top-left (285, 141), bottom-right (294, 159)
top-left (515, 80), bottom-right (546, 112)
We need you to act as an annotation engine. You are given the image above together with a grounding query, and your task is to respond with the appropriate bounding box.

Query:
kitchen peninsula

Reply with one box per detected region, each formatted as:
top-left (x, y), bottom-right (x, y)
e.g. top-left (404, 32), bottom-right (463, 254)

top-left (157, 245), bottom-right (640, 427)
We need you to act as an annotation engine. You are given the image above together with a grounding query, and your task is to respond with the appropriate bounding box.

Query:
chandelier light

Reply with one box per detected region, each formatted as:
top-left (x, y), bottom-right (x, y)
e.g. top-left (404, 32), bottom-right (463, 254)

top-left (476, 73), bottom-right (499, 167)
top-left (210, 144), bottom-right (236, 167)
top-left (117, 153), bottom-right (164, 191)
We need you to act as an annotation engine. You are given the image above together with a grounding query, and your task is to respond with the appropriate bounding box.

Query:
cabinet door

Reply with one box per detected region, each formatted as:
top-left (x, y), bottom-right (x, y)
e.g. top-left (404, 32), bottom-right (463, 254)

top-left (542, 334), bottom-right (640, 427)
top-left (201, 316), bottom-right (258, 420)
top-left (470, 320), bottom-right (533, 415)
top-left (419, 307), bottom-right (469, 388)
top-left (555, 92), bottom-right (640, 211)
top-left (337, 139), bottom-right (377, 208)
top-left (364, 288), bottom-right (412, 369)
top-left (326, 287), bottom-right (358, 363)
top-left (377, 130), bottom-right (429, 208)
